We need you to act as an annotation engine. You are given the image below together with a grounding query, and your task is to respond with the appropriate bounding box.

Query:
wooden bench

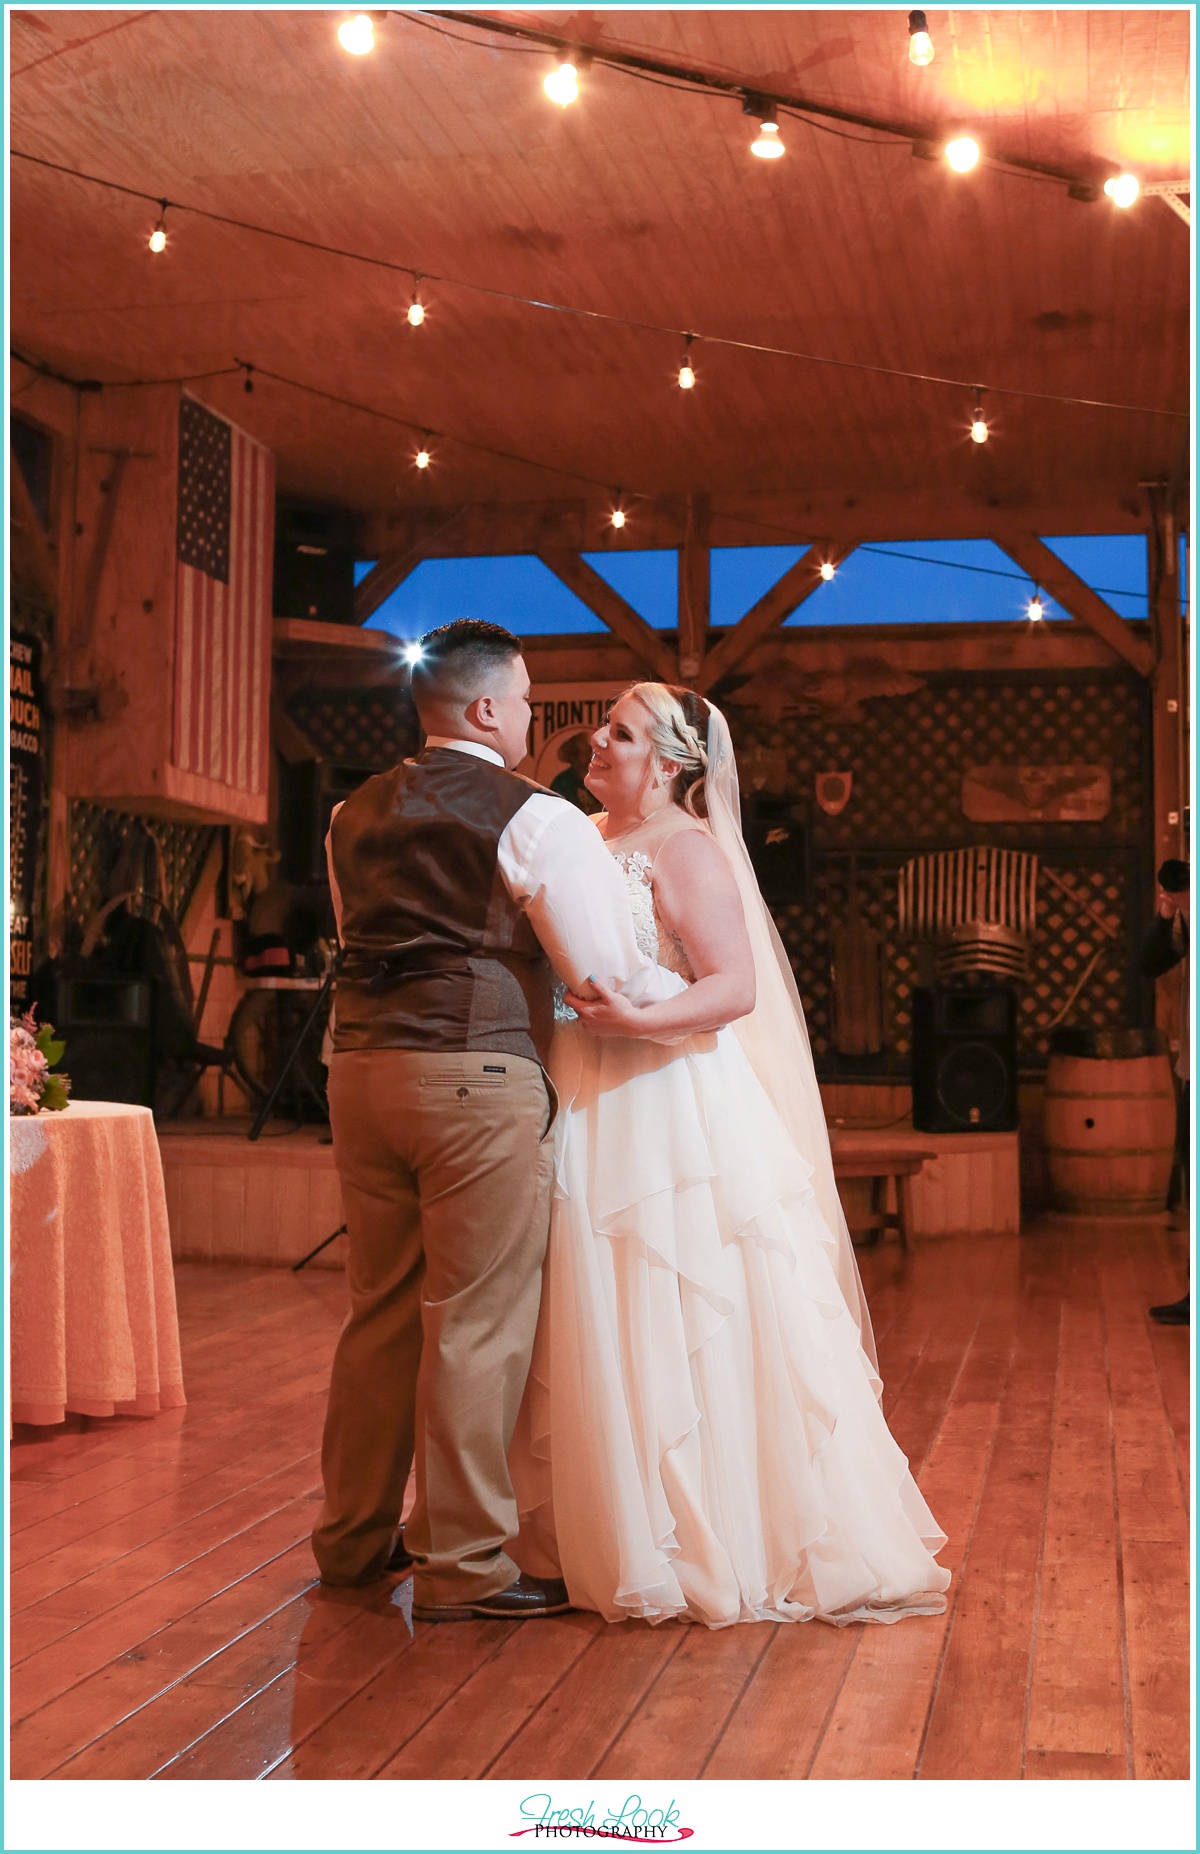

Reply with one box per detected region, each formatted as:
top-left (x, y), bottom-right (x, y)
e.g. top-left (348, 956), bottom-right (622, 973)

top-left (829, 1134), bottom-right (937, 1252)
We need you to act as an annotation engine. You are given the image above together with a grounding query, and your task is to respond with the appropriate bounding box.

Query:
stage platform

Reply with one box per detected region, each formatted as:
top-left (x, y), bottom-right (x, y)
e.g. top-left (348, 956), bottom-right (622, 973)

top-left (157, 1122), bottom-right (345, 1271)
top-left (156, 1113), bottom-right (1018, 1268)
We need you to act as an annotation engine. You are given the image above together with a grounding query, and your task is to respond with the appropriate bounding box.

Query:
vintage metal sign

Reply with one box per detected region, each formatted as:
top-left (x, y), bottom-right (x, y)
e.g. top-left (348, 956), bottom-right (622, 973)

top-left (10, 631), bottom-right (45, 1008)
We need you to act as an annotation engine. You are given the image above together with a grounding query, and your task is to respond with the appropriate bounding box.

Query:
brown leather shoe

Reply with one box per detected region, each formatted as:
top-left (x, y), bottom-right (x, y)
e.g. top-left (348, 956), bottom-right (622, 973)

top-left (413, 1574), bottom-right (572, 1622)
top-left (1149, 1293), bottom-right (1190, 1326)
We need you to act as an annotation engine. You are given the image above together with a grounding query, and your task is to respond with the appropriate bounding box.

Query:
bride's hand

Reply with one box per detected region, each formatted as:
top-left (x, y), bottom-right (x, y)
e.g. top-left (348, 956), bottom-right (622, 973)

top-left (562, 976), bottom-right (647, 1037)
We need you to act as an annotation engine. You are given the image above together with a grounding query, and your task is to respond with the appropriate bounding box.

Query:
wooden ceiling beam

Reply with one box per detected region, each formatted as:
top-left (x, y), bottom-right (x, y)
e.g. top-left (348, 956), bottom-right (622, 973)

top-left (362, 488), bottom-right (1153, 563)
top-left (699, 542), bottom-right (856, 691)
top-left (992, 530), bottom-right (1156, 678)
top-left (353, 546), bottom-right (425, 625)
top-left (537, 550), bottom-right (677, 682)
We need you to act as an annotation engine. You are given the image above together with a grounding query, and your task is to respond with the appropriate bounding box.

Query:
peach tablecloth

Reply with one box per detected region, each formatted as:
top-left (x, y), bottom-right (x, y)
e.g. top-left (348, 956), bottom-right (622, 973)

top-left (10, 1101), bottom-right (186, 1426)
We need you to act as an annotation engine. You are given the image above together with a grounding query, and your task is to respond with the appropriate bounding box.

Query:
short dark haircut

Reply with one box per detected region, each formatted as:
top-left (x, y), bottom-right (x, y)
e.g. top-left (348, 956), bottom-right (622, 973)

top-left (408, 619), bottom-right (523, 715)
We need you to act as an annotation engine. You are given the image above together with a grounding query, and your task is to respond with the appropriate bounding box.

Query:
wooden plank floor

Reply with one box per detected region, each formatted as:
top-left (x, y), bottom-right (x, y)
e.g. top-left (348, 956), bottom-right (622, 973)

top-left (10, 1216), bottom-right (1190, 1781)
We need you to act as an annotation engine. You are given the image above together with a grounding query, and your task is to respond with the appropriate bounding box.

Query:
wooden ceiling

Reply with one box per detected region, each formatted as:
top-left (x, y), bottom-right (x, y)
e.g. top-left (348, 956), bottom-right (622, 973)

top-left (11, 7), bottom-right (1192, 546)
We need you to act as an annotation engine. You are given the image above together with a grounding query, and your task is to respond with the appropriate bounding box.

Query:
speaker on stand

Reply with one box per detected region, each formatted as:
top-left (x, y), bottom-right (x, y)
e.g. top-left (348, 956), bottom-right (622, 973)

top-left (911, 985), bottom-right (1019, 1133)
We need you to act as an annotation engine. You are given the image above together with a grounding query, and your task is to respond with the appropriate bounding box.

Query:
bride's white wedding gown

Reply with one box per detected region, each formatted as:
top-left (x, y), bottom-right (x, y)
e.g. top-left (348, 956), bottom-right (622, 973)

top-left (511, 809), bottom-right (950, 1628)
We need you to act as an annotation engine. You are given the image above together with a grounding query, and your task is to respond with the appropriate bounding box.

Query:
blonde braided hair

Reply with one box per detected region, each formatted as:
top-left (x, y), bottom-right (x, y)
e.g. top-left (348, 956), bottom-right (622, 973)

top-left (627, 682), bottom-right (711, 817)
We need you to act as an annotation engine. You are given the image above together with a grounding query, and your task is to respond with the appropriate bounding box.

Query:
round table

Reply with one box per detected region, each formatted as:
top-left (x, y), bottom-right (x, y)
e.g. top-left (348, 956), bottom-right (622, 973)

top-left (10, 1100), bottom-right (186, 1426)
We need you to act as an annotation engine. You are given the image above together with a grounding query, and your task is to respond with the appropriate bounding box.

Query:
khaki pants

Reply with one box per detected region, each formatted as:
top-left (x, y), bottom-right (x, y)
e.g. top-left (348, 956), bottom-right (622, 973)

top-left (312, 1048), bottom-right (555, 1604)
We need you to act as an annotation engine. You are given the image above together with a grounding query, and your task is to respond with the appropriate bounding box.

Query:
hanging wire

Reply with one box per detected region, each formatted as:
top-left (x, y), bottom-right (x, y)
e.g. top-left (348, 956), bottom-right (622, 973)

top-left (10, 149), bottom-right (1186, 424)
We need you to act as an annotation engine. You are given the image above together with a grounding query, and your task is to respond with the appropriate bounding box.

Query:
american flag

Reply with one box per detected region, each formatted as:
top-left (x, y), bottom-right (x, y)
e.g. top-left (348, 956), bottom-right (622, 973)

top-left (172, 395), bottom-right (274, 793)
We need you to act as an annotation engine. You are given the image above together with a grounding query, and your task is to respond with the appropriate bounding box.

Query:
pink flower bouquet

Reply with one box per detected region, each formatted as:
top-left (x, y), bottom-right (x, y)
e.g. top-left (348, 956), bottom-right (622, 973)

top-left (10, 1009), bottom-right (71, 1115)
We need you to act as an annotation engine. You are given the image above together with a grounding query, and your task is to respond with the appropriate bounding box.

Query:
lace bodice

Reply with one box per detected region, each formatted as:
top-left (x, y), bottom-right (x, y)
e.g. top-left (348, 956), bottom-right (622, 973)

top-left (610, 848), bottom-right (694, 979)
top-left (553, 811), bottom-right (700, 1022)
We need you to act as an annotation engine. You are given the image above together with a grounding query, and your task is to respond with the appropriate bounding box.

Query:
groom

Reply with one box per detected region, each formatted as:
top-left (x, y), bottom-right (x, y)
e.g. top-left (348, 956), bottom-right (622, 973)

top-left (312, 619), bottom-right (660, 1620)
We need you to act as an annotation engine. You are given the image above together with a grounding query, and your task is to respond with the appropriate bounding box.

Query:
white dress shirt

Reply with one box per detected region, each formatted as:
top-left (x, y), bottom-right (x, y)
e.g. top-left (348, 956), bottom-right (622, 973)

top-left (327, 737), bottom-right (675, 1003)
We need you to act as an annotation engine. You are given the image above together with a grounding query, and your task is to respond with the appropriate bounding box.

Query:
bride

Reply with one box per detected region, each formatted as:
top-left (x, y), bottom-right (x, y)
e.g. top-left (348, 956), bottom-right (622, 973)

top-left (511, 682), bottom-right (950, 1628)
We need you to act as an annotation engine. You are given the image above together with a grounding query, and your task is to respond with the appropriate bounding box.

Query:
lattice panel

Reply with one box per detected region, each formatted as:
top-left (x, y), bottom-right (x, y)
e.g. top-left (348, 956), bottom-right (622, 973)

top-left (775, 861), bottom-right (921, 1073)
top-left (67, 801), bottom-right (217, 935)
top-left (727, 666), bottom-right (1151, 1074)
top-left (773, 854), bottom-right (1141, 1074)
top-left (726, 670), bottom-right (1148, 852)
top-left (284, 689), bottom-right (420, 770)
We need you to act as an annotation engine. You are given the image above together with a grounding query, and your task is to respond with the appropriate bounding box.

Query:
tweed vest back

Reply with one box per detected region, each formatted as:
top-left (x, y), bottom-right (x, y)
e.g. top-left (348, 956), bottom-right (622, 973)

top-left (330, 749), bottom-right (553, 1065)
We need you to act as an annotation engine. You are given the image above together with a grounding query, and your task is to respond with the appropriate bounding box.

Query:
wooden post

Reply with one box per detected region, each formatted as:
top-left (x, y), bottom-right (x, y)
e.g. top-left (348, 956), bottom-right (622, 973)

top-left (677, 494), bottom-right (710, 687)
top-left (699, 541), bottom-right (854, 692)
top-left (1150, 497), bottom-right (1186, 867)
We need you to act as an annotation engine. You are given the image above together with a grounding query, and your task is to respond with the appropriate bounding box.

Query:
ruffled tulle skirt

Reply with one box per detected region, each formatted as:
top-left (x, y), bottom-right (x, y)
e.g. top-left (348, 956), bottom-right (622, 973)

top-left (510, 1022), bottom-right (950, 1628)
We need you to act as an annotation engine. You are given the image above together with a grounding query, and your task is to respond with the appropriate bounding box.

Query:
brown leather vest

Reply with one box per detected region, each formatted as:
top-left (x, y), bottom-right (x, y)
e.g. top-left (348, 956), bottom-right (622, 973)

top-left (329, 749), bottom-right (553, 1064)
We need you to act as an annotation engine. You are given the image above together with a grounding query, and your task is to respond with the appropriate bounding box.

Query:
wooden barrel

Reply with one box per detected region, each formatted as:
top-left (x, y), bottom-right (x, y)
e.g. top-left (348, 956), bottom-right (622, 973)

top-left (1044, 1032), bottom-right (1176, 1215)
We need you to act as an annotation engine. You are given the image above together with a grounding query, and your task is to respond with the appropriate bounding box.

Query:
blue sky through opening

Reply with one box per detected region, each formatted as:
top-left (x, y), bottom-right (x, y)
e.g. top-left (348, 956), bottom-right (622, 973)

top-left (360, 534), bottom-right (1173, 641)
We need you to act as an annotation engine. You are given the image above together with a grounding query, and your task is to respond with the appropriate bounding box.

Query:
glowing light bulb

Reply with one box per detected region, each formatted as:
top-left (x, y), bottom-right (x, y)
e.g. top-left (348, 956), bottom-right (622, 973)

top-left (677, 339), bottom-right (697, 390)
top-left (404, 642), bottom-right (424, 665)
top-left (407, 295), bottom-right (425, 328)
top-left (148, 203), bottom-right (168, 253)
top-left (611, 507), bottom-right (627, 529)
top-left (970, 407), bottom-right (989, 444)
top-left (819, 561), bottom-right (835, 581)
top-left (1104, 172), bottom-right (1139, 209)
top-left (1027, 593), bottom-right (1044, 622)
top-left (908, 10), bottom-right (935, 66)
top-left (945, 135), bottom-right (980, 174)
top-left (750, 120), bottom-right (785, 160)
top-left (415, 445), bottom-right (431, 470)
top-left (338, 14), bottom-right (374, 55)
top-left (544, 61), bottom-right (579, 107)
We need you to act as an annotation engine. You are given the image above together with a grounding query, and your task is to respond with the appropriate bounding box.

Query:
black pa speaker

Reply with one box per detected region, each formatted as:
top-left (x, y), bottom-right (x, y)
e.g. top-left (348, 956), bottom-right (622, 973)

top-left (278, 760), bottom-right (378, 886)
top-left (55, 978), bottom-right (156, 1106)
top-left (273, 501), bottom-right (357, 626)
top-left (911, 985), bottom-right (1018, 1133)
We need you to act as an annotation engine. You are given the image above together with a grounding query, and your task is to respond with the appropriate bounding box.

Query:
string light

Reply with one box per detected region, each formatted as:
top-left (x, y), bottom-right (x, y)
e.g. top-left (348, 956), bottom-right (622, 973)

top-left (743, 95), bottom-right (784, 160)
top-left (407, 278), bottom-right (426, 327)
top-left (544, 60), bottom-right (579, 107)
top-left (17, 152), bottom-right (1185, 427)
top-left (907, 10), bottom-right (935, 66)
top-left (148, 200), bottom-right (168, 253)
top-left (1104, 172), bottom-right (1140, 209)
top-left (242, 362), bottom-right (254, 395)
top-left (945, 135), bottom-right (980, 173)
top-left (750, 120), bottom-right (785, 160)
top-left (819, 561), bottom-right (836, 581)
top-left (677, 336), bottom-right (697, 390)
top-left (337, 15), bottom-right (375, 56)
top-left (1027, 589), bottom-right (1044, 621)
top-left (610, 505), bottom-right (627, 529)
top-left (414, 434), bottom-right (432, 470)
top-left (969, 388), bottom-right (989, 444)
